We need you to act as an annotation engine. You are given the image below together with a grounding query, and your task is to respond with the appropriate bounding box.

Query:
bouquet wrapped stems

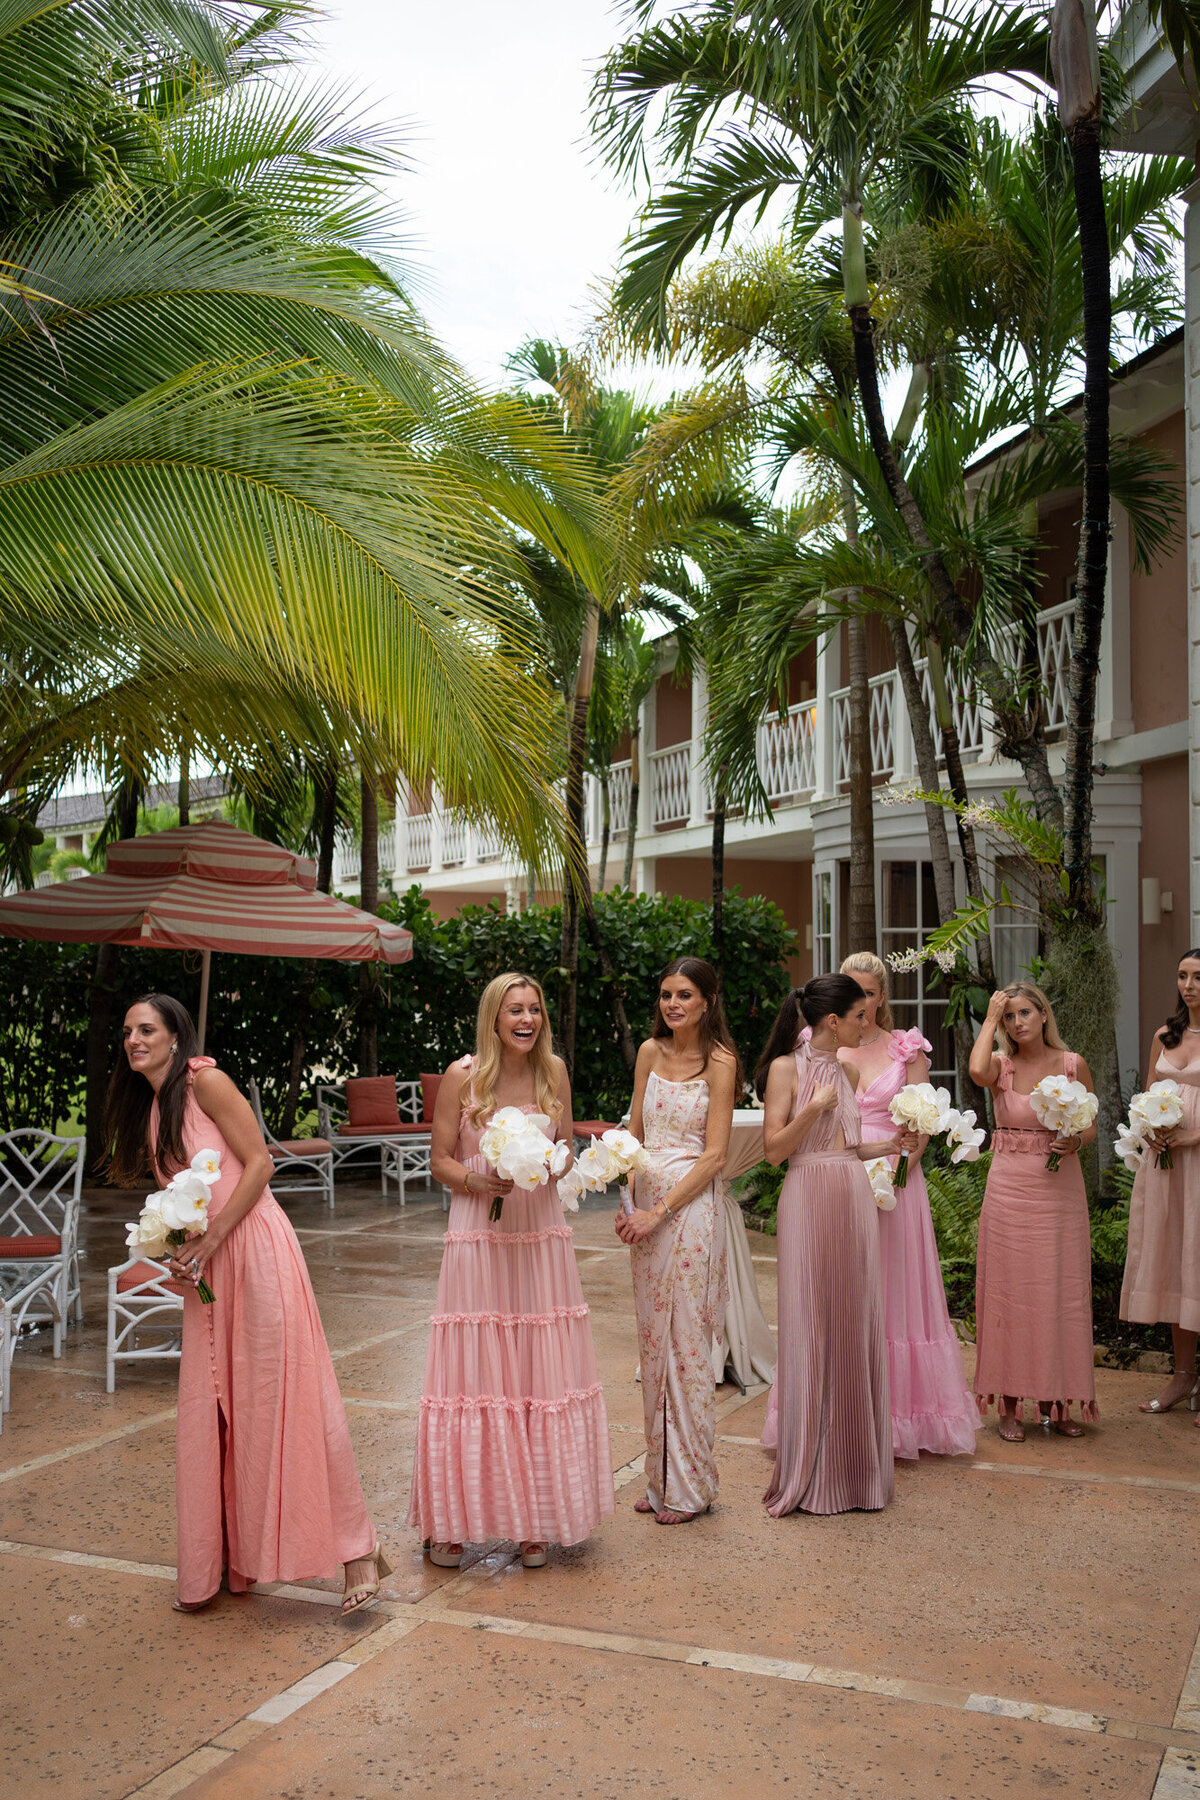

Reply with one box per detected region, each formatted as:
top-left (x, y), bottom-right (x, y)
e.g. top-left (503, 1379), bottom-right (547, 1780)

top-left (168, 1232), bottom-right (215, 1303)
top-left (893, 1152), bottom-right (911, 1189)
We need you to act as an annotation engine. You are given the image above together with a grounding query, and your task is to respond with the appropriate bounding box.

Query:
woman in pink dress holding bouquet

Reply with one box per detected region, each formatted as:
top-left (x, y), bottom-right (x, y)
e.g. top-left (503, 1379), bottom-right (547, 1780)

top-left (409, 973), bottom-right (613, 1568)
top-left (1121, 948), bottom-right (1200, 1420)
top-left (969, 983), bottom-right (1098, 1441)
top-left (838, 952), bottom-right (979, 1459)
top-left (107, 995), bottom-right (383, 1615)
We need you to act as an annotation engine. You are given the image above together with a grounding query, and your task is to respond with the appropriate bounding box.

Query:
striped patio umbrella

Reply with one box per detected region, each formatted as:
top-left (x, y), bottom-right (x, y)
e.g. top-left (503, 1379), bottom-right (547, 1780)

top-left (0, 821), bottom-right (412, 1048)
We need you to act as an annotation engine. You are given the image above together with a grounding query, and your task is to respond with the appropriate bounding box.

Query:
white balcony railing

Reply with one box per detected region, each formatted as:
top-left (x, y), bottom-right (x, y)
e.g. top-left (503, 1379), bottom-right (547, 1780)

top-left (832, 671), bottom-right (895, 786)
top-left (404, 811), bottom-right (432, 870)
top-left (1038, 600), bottom-right (1074, 732)
top-left (758, 703), bottom-right (817, 801)
top-left (650, 744), bottom-right (691, 826)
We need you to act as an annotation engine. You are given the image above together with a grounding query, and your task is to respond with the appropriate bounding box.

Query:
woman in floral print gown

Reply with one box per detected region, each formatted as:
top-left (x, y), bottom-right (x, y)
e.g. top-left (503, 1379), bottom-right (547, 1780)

top-left (616, 958), bottom-right (736, 1524)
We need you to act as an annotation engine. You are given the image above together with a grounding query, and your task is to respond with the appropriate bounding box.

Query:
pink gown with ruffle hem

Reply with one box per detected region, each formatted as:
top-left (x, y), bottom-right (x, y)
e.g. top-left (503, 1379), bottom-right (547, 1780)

top-left (973, 1052), bottom-right (1098, 1424)
top-left (857, 1029), bottom-right (979, 1459)
top-left (406, 1057), bottom-right (614, 1547)
top-left (159, 1058), bottom-right (374, 1607)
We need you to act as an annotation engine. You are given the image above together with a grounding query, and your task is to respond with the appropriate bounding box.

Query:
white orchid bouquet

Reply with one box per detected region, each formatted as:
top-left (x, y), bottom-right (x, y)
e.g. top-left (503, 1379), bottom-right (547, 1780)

top-left (863, 1158), bottom-right (897, 1211)
top-left (126, 1149), bottom-right (222, 1302)
top-left (1118, 1079), bottom-right (1185, 1171)
top-left (557, 1127), bottom-right (651, 1216)
top-left (478, 1107), bottom-right (571, 1219)
top-left (1028, 1076), bottom-right (1099, 1171)
top-left (887, 1085), bottom-right (984, 1187)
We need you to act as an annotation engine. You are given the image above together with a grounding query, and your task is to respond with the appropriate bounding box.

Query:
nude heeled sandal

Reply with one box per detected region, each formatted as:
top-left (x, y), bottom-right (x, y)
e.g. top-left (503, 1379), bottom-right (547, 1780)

top-left (341, 1541), bottom-right (393, 1615)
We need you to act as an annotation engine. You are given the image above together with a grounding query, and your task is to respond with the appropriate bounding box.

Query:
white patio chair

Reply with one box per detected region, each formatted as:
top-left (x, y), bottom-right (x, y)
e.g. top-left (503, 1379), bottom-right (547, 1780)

top-left (316, 1077), bottom-right (433, 1200)
top-left (247, 1079), bottom-right (335, 1209)
top-left (0, 1299), bottom-right (12, 1429)
top-left (0, 1130), bottom-right (85, 1356)
top-left (106, 1256), bottom-right (186, 1391)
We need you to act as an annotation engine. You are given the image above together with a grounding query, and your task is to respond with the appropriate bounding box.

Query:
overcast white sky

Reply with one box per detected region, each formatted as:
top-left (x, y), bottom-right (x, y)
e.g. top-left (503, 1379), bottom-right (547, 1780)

top-left (308, 0), bottom-right (639, 388)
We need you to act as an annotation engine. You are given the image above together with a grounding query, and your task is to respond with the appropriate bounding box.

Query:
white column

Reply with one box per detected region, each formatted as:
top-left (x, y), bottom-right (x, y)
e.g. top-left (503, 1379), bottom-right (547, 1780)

top-left (1096, 500), bottom-right (1134, 744)
top-left (1187, 186), bottom-right (1200, 938)
top-left (813, 622), bottom-right (839, 801)
top-left (637, 684), bottom-right (657, 838)
top-left (428, 783), bottom-right (444, 875)
top-left (393, 778), bottom-right (409, 883)
top-left (891, 661), bottom-right (914, 781)
top-left (688, 662), bottom-right (709, 826)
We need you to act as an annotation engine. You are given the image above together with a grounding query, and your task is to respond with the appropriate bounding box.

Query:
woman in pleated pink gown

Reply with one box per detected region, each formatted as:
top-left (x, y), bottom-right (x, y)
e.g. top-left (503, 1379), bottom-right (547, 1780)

top-left (970, 984), bottom-right (1098, 1441)
top-left (408, 973), bottom-right (613, 1568)
top-left (838, 953), bottom-right (978, 1459)
top-left (107, 997), bottom-right (382, 1615)
top-left (1121, 949), bottom-right (1200, 1421)
top-left (758, 977), bottom-right (911, 1516)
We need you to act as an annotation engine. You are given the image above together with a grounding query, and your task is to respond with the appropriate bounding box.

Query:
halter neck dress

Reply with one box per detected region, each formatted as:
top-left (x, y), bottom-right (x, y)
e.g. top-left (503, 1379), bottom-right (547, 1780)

top-left (406, 1056), bottom-right (614, 1548)
top-left (155, 1058), bottom-right (373, 1605)
top-left (764, 1041), bottom-right (893, 1515)
top-left (856, 1031), bottom-right (979, 1459)
top-left (1121, 1042), bottom-right (1200, 1332)
top-left (630, 1069), bottom-right (729, 1515)
top-left (973, 1051), bottom-right (1098, 1423)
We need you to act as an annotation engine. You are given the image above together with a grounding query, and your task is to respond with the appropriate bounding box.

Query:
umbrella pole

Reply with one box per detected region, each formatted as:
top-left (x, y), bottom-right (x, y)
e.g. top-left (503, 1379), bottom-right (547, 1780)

top-left (197, 949), bottom-right (211, 1053)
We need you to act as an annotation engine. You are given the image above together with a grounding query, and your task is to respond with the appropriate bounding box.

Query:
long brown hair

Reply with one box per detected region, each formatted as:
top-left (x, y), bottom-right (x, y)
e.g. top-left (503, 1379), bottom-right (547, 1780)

top-left (652, 957), bottom-right (743, 1090)
top-left (1163, 948), bottom-right (1200, 1050)
top-left (466, 972), bottom-right (562, 1127)
top-left (753, 975), bottom-right (866, 1099)
top-left (105, 994), bottom-right (198, 1186)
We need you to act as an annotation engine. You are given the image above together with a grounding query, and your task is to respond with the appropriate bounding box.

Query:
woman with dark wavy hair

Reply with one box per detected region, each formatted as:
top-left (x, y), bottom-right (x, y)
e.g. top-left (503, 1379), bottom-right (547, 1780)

top-left (756, 977), bottom-right (911, 1516)
top-left (108, 995), bottom-right (385, 1614)
top-left (1122, 949), bottom-right (1200, 1421)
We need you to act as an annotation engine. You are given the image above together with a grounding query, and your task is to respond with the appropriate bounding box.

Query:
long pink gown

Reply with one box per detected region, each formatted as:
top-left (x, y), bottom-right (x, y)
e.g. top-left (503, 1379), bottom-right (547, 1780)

top-left (764, 1042), bottom-right (893, 1515)
top-left (858, 1030), bottom-right (979, 1459)
top-left (630, 1071), bottom-right (728, 1514)
top-left (1121, 1044), bottom-right (1200, 1332)
top-left (974, 1052), bottom-right (1098, 1423)
top-left (158, 1058), bottom-right (373, 1606)
top-left (407, 1057), bottom-right (614, 1546)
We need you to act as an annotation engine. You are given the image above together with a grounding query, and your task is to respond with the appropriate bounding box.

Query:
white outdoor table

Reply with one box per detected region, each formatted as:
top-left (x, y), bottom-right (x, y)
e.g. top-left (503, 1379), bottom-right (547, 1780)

top-left (712, 1108), bottom-right (777, 1393)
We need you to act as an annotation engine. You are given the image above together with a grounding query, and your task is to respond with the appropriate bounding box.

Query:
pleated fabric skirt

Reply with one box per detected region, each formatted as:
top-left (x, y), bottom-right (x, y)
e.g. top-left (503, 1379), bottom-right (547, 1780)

top-left (1120, 1089), bottom-right (1200, 1333)
top-left (764, 1150), bottom-right (894, 1516)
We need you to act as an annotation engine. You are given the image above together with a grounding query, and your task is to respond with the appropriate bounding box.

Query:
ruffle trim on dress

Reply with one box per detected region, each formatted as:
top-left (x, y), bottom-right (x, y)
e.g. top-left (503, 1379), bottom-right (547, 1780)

top-left (976, 1392), bottom-right (1100, 1423)
top-left (888, 1027), bottom-right (932, 1065)
top-left (418, 1382), bottom-right (604, 1414)
top-left (443, 1226), bottom-right (574, 1245)
top-left (431, 1305), bottom-right (589, 1327)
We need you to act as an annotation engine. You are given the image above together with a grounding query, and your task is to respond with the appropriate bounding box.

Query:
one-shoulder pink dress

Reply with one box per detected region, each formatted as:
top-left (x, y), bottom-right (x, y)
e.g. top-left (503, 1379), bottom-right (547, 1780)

top-left (1121, 1045), bottom-right (1200, 1332)
top-left (157, 1058), bottom-right (373, 1606)
top-left (857, 1031), bottom-right (979, 1459)
top-left (764, 1042), bottom-right (893, 1515)
top-left (406, 1057), bottom-right (614, 1547)
top-left (973, 1052), bottom-right (1098, 1423)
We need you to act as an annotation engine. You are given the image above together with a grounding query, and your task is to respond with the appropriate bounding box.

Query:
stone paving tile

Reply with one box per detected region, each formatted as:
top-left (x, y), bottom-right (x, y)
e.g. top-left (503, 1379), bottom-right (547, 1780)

top-left (0, 1557), bottom-right (383, 1800)
top-left (178, 1623), bottom-right (1166, 1800)
top-left (450, 1441), bottom-right (1200, 1725)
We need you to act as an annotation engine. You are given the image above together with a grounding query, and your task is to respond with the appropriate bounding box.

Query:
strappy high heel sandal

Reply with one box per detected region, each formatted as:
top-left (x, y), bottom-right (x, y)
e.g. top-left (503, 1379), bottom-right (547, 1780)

top-left (520, 1542), bottom-right (547, 1568)
top-left (1139, 1374), bottom-right (1200, 1414)
top-left (422, 1539), bottom-right (463, 1569)
top-left (341, 1541), bottom-right (393, 1615)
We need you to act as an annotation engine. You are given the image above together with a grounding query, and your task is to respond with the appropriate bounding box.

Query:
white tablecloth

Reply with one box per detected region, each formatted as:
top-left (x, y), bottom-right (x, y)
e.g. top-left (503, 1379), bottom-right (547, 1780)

top-left (712, 1109), bottom-right (776, 1391)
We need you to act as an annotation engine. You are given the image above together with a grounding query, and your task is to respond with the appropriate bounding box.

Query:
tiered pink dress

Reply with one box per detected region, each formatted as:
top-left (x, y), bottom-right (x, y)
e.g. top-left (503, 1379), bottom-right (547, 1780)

top-left (630, 1071), bottom-right (729, 1514)
top-left (407, 1057), bottom-right (614, 1547)
top-left (858, 1030), bottom-right (979, 1459)
top-left (159, 1058), bottom-right (374, 1606)
top-left (764, 1042), bottom-right (893, 1515)
top-left (1121, 1043), bottom-right (1200, 1332)
top-left (974, 1052), bottom-right (1098, 1422)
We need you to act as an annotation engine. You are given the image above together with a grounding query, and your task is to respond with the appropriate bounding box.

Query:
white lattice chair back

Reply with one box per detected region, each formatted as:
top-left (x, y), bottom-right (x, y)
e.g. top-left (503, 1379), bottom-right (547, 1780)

top-left (106, 1256), bottom-right (185, 1391)
top-left (247, 1079), bottom-right (334, 1209)
top-left (0, 1130), bottom-right (85, 1352)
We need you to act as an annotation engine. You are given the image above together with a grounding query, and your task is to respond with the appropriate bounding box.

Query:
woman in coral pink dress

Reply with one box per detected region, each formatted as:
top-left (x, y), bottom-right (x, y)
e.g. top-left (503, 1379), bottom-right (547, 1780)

top-left (408, 973), bottom-right (613, 1568)
top-left (838, 952), bottom-right (978, 1459)
top-left (970, 983), bottom-right (1098, 1441)
top-left (107, 996), bottom-right (383, 1614)
top-left (1121, 948), bottom-right (1200, 1421)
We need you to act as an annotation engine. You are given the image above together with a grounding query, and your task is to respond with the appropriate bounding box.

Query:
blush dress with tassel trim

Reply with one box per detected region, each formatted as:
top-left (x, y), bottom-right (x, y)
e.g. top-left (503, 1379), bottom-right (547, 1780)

top-left (973, 1052), bottom-right (1098, 1425)
top-left (406, 1057), bottom-right (614, 1547)
top-left (159, 1058), bottom-right (374, 1606)
top-left (763, 1042), bottom-right (893, 1516)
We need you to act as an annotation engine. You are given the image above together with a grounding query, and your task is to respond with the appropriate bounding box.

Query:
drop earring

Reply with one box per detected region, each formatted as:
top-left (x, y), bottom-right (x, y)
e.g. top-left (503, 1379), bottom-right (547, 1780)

top-left (170, 1041), bottom-right (177, 1056)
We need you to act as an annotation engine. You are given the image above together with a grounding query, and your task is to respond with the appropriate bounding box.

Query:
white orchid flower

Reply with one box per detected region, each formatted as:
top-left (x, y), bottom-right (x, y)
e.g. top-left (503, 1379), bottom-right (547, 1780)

top-left (863, 1158), bottom-right (897, 1210)
top-left (189, 1148), bottom-right (222, 1184)
top-left (556, 1166), bottom-right (585, 1213)
top-left (547, 1138), bottom-right (571, 1177)
top-left (576, 1142), bottom-right (619, 1191)
top-left (496, 1132), bottom-right (552, 1190)
top-left (159, 1183), bottom-right (210, 1232)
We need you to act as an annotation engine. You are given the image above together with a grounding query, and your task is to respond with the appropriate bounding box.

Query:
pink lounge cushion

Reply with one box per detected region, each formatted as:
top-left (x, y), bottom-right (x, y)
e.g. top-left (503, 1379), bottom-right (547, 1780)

top-left (0, 1234), bottom-right (61, 1258)
top-left (420, 1072), bottom-right (443, 1123)
top-left (345, 1075), bottom-right (402, 1129)
top-left (337, 1122), bottom-right (429, 1138)
top-left (117, 1260), bottom-right (187, 1297)
top-left (574, 1121), bottom-right (618, 1139)
top-left (270, 1137), bottom-right (333, 1157)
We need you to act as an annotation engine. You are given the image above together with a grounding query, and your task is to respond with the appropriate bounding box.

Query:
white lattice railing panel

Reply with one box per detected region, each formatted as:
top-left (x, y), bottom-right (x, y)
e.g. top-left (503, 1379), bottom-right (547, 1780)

top-left (1038, 601), bottom-right (1074, 732)
top-left (404, 812), bottom-right (432, 869)
top-left (832, 674), bottom-right (894, 786)
top-left (650, 744), bottom-right (691, 825)
top-left (758, 703), bottom-right (817, 801)
top-left (441, 812), bottom-right (467, 867)
top-left (608, 761), bottom-right (632, 838)
top-left (474, 821), bottom-right (506, 863)
top-left (917, 661), bottom-right (985, 763)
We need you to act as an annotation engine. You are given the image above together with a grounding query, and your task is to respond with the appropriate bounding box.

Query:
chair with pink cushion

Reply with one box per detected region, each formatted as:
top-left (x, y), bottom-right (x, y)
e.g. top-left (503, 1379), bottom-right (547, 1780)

top-left (316, 1075), bottom-right (437, 1203)
top-left (106, 1255), bottom-right (186, 1391)
top-left (247, 1078), bottom-right (335, 1210)
top-left (0, 1129), bottom-right (85, 1363)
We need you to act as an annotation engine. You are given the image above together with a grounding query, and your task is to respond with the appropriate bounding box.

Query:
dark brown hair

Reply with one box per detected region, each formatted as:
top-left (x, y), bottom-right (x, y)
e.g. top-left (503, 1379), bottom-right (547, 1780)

top-left (652, 957), bottom-right (743, 1091)
top-left (1163, 948), bottom-right (1200, 1050)
top-left (105, 993), bottom-right (198, 1186)
top-left (753, 975), bottom-right (866, 1099)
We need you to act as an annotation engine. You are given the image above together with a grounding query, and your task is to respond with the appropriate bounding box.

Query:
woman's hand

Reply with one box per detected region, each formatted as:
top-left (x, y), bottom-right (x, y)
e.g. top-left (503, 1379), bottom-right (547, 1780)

top-left (615, 1204), bottom-right (663, 1244)
top-left (463, 1168), bottom-right (512, 1201)
top-left (167, 1230), bottom-right (220, 1286)
top-left (1049, 1132), bottom-right (1082, 1157)
top-left (811, 1083), bottom-right (838, 1115)
top-left (985, 990), bottom-right (1009, 1025)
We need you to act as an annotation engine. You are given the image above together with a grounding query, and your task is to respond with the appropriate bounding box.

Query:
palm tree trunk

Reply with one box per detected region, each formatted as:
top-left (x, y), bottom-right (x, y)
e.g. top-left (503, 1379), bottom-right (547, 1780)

top-left (559, 598), bottom-right (600, 1075)
top-left (598, 768), bottom-right (611, 890)
top-left (357, 772), bottom-right (379, 1077)
top-left (177, 743), bottom-right (190, 827)
top-left (711, 770), bottom-right (728, 988)
top-left (622, 725), bottom-right (641, 891)
top-left (85, 777), bottom-right (140, 1174)
top-left (925, 644), bottom-right (995, 991)
top-left (315, 764), bottom-right (338, 894)
top-left (841, 480), bottom-right (877, 952)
